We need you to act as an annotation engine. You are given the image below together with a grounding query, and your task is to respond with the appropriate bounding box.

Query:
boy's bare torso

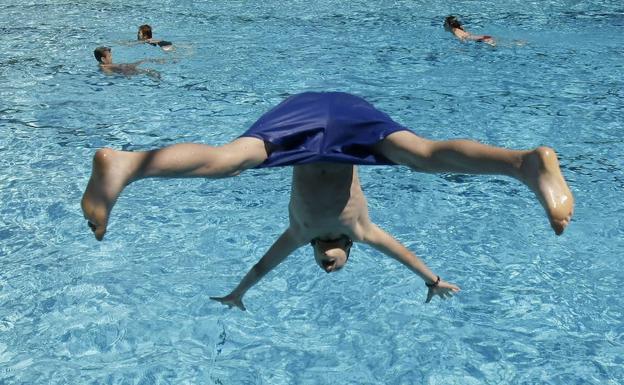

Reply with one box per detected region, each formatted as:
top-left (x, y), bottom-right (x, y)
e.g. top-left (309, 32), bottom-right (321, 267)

top-left (288, 163), bottom-right (371, 243)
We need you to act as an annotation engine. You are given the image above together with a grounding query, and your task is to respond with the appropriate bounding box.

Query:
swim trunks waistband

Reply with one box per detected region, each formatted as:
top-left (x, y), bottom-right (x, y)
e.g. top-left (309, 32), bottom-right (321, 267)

top-left (240, 92), bottom-right (411, 168)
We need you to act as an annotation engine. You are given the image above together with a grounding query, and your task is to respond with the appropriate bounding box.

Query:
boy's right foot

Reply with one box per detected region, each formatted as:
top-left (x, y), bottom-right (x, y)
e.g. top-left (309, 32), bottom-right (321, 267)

top-left (81, 148), bottom-right (134, 241)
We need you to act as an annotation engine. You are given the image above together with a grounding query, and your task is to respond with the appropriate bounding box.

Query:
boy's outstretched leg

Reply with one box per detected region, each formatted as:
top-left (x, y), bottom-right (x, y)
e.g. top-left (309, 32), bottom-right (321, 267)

top-left (377, 131), bottom-right (574, 235)
top-left (81, 137), bottom-right (268, 240)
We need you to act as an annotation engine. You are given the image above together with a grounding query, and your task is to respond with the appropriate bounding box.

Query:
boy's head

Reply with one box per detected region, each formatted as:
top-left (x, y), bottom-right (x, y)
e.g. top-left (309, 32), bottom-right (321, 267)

top-left (444, 16), bottom-right (463, 31)
top-left (138, 24), bottom-right (153, 40)
top-left (93, 46), bottom-right (112, 64)
top-left (311, 235), bottom-right (353, 273)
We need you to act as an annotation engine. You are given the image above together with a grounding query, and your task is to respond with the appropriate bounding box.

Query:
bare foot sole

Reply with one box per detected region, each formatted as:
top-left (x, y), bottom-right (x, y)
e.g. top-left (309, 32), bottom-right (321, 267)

top-left (81, 148), bottom-right (133, 240)
top-left (521, 147), bottom-right (575, 235)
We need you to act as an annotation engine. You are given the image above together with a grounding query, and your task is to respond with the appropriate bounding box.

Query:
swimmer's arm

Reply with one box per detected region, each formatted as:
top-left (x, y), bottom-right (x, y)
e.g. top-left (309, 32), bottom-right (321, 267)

top-left (362, 223), bottom-right (460, 302)
top-left (116, 40), bottom-right (144, 46)
top-left (210, 227), bottom-right (304, 311)
top-left (132, 58), bottom-right (168, 66)
top-left (362, 224), bottom-right (438, 282)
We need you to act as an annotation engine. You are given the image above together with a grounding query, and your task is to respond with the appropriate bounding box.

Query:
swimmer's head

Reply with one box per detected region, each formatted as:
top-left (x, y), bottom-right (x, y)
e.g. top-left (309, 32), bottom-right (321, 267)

top-left (93, 46), bottom-right (112, 64)
top-left (138, 24), bottom-right (153, 40)
top-left (311, 235), bottom-right (353, 273)
top-left (444, 16), bottom-right (463, 31)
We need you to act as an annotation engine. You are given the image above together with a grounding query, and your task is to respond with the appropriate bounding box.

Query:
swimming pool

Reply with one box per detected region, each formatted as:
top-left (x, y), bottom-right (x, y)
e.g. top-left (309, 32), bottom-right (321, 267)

top-left (1, 0), bottom-right (623, 383)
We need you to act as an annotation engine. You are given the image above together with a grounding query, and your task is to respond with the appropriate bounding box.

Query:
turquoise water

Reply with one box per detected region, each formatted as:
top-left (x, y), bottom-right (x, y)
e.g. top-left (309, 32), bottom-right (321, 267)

top-left (1, 0), bottom-right (623, 384)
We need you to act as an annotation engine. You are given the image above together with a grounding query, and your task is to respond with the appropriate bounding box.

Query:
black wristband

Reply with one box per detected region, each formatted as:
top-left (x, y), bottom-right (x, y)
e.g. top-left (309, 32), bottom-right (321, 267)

top-left (425, 275), bottom-right (440, 288)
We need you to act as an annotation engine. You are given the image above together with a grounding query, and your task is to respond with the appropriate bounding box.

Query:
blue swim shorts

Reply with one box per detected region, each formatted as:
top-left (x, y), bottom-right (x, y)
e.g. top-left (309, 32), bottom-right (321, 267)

top-left (240, 92), bottom-right (411, 168)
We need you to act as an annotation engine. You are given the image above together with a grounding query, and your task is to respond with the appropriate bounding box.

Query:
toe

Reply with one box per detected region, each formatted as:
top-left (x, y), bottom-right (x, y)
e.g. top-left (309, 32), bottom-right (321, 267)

top-left (95, 226), bottom-right (106, 241)
top-left (88, 221), bottom-right (106, 241)
top-left (552, 219), bottom-right (567, 236)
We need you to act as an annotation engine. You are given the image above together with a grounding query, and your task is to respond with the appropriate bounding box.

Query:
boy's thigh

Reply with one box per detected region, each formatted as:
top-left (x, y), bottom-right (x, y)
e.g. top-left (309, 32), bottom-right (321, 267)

top-left (222, 137), bottom-right (269, 169)
top-left (375, 130), bottom-right (431, 165)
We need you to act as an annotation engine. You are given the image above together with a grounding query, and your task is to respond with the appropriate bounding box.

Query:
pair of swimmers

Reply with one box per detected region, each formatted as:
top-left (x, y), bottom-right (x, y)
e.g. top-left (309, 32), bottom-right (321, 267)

top-left (93, 24), bottom-right (172, 77)
top-left (81, 92), bottom-right (574, 310)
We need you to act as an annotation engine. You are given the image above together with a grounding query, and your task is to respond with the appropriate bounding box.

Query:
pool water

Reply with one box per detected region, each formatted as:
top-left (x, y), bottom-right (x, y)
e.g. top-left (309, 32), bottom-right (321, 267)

top-left (1, 1), bottom-right (623, 384)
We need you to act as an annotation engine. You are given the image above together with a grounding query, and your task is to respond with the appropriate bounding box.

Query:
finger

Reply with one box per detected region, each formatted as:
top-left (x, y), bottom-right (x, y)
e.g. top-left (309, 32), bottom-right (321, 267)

top-left (425, 289), bottom-right (434, 303)
top-left (441, 282), bottom-right (460, 292)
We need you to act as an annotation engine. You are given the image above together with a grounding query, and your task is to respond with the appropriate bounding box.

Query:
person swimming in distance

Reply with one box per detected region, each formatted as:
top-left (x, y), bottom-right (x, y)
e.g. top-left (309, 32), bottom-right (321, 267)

top-left (137, 24), bottom-right (174, 51)
top-left (93, 46), bottom-right (161, 78)
top-left (444, 15), bottom-right (496, 46)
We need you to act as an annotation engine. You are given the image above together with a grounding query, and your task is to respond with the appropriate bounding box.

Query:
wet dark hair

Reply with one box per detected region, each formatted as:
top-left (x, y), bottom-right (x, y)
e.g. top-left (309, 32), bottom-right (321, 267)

top-left (444, 15), bottom-right (463, 30)
top-left (138, 24), bottom-right (152, 39)
top-left (310, 235), bottom-right (353, 260)
top-left (93, 46), bottom-right (111, 63)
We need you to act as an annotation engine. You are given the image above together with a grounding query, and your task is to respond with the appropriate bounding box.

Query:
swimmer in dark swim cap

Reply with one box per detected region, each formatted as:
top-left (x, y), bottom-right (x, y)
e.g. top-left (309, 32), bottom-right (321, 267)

top-left (137, 24), bottom-right (174, 51)
top-left (444, 15), bottom-right (496, 46)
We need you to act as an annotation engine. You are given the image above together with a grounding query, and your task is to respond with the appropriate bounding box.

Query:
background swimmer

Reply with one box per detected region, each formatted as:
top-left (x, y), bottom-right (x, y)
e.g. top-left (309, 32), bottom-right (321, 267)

top-left (444, 15), bottom-right (496, 46)
top-left (137, 24), bottom-right (174, 51)
top-left (93, 46), bottom-right (162, 78)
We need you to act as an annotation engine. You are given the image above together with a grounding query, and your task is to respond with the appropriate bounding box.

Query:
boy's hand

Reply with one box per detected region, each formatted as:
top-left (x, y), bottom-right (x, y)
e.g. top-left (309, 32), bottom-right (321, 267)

top-left (210, 293), bottom-right (246, 311)
top-left (425, 279), bottom-right (460, 303)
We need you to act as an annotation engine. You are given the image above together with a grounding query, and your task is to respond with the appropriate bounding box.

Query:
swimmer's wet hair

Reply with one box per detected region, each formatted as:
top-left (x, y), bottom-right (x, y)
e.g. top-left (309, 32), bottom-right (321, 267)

top-left (138, 24), bottom-right (152, 40)
top-left (444, 15), bottom-right (463, 30)
top-left (93, 46), bottom-right (111, 63)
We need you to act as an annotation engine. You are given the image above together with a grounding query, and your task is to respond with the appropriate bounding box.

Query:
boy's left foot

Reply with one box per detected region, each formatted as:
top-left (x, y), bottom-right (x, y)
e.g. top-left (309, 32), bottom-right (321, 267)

top-left (521, 147), bottom-right (574, 235)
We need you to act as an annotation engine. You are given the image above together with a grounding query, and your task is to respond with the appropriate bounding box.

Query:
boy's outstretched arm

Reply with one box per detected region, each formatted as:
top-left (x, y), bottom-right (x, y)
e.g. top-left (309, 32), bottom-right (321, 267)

top-left (362, 223), bottom-right (460, 303)
top-left (210, 227), bottom-right (304, 311)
